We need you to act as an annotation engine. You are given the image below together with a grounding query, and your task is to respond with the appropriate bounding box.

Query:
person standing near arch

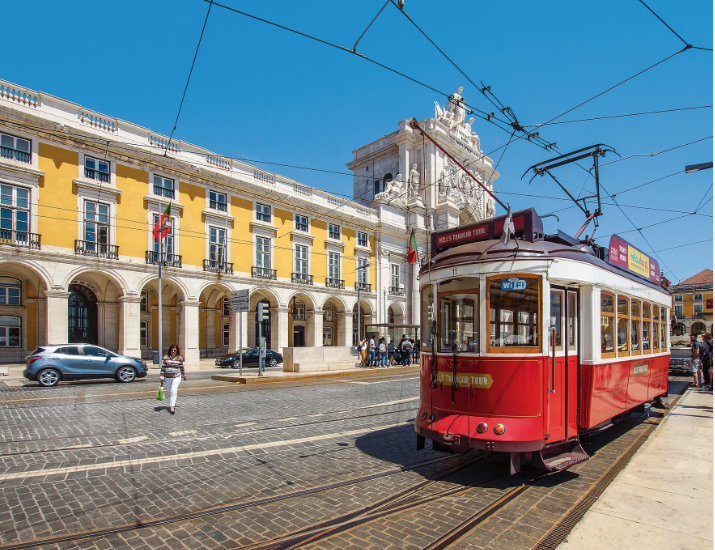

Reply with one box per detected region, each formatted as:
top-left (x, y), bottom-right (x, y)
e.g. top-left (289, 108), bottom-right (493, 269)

top-left (160, 344), bottom-right (186, 414)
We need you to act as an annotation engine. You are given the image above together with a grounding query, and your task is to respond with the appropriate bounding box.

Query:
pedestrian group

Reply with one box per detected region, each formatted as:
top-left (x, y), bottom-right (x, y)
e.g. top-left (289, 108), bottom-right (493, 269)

top-left (357, 334), bottom-right (418, 368)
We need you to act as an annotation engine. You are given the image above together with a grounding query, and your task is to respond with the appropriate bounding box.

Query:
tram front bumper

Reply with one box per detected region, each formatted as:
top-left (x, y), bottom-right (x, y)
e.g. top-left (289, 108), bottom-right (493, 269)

top-left (415, 424), bottom-right (546, 453)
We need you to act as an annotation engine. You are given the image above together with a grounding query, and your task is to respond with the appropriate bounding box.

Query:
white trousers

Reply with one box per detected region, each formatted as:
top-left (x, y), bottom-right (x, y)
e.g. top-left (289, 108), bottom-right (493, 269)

top-left (164, 376), bottom-right (182, 408)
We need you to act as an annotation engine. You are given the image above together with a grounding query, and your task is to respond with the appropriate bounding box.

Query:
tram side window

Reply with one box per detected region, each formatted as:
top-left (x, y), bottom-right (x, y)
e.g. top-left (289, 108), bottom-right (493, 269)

top-left (661, 307), bottom-right (667, 349)
top-left (600, 292), bottom-right (615, 358)
top-left (440, 294), bottom-right (478, 352)
top-left (617, 296), bottom-right (630, 355)
top-left (652, 306), bottom-right (660, 352)
top-left (550, 291), bottom-right (563, 350)
top-left (630, 300), bottom-right (641, 355)
top-left (567, 292), bottom-right (577, 350)
top-left (642, 303), bottom-right (651, 352)
top-left (421, 286), bottom-right (434, 348)
top-left (489, 277), bottom-right (539, 350)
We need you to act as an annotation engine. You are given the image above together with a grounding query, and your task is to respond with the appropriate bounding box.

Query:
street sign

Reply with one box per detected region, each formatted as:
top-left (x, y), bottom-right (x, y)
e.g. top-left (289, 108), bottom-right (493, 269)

top-left (230, 289), bottom-right (250, 312)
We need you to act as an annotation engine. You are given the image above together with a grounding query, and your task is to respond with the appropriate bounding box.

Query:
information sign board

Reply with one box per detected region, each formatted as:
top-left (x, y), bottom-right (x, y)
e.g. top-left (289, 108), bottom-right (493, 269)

top-left (230, 289), bottom-right (250, 312)
top-left (500, 278), bottom-right (527, 291)
top-left (607, 235), bottom-right (660, 285)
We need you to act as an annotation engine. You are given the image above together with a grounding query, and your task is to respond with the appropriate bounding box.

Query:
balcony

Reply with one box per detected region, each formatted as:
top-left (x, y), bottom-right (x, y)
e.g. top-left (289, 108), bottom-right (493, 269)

top-left (326, 277), bottom-right (345, 289)
top-left (0, 146), bottom-right (31, 164)
top-left (252, 266), bottom-right (277, 280)
top-left (389, 286), bottom-right (405, 296)
top-left (355, 282), bottom-right (372, 292)
top-left (291, 272), bottom-right (313, 285)
top-left (75, 240), bottom-right (119, 259)
top-left (153, 185), bottom-right (174, 199)
top-left (145, 251), bottom-right (182, 268)
top-left (0, 229), bottom-right (41, 250)
top-left (84, 167), bottom-right (110, 183)
top-left (204, 259), bottom-right (233, 274)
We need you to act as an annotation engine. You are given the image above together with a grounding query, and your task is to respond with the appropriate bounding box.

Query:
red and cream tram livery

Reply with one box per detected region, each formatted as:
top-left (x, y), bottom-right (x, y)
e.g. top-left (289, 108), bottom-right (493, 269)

top-left (414, 208), bottom-right (671, 473)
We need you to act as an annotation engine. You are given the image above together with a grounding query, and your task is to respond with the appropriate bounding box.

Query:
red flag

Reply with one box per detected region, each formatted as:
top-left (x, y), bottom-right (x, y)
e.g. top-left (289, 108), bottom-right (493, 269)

top-left (152, 204), bottom-right (171, 241)
top-left (407, 228), bottom-right (418, 265)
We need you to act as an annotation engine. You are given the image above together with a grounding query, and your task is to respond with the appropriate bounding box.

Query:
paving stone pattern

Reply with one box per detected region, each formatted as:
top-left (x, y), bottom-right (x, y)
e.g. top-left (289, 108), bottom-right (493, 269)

top-left (0, 374), bottom-right (687, 550)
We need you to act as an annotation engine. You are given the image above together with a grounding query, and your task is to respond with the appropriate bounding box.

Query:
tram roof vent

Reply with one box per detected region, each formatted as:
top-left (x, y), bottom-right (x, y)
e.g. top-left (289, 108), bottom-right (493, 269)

top-left (431, 208), bottom-right (543, 256)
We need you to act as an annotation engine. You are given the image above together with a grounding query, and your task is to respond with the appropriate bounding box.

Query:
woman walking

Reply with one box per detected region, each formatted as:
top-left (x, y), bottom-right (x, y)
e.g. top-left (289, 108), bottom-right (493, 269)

top-left (160, 344), bottom-right (186, 414)
top-left (359, 337), bottom-right (368, 368)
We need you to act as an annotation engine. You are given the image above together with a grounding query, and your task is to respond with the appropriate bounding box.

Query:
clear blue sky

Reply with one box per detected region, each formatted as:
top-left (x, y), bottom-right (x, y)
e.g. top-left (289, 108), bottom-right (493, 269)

top-left (3, 0), bottom-right (712, 282)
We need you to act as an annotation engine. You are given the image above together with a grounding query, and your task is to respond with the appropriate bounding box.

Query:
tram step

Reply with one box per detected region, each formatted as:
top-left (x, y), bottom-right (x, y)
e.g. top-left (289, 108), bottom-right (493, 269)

top-left (535, 441), bottom-right (590, 472)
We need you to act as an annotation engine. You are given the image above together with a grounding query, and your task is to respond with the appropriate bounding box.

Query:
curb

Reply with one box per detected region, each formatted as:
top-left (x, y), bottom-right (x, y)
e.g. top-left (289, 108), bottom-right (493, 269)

top-left (211, 365), bottom-right (420, 384)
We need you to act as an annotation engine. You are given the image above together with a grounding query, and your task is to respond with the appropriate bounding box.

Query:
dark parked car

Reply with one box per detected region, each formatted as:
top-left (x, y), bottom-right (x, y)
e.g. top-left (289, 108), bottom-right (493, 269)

top-left (215, 347), bottom-right (283, 368)
top-left (24, 344), bottom-right (148, 387)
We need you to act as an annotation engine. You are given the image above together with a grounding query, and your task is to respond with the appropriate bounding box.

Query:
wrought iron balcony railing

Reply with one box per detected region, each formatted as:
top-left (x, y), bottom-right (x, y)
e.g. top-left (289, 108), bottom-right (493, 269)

top-left (389, 286), bottom-right (405, 296)
top-left (0, 146), bottom-right (31, 164)
top-left (75, 240), bottom-right (119, 259)
top-left (0, 229), bottom-right (41, 250)
top-left (252, 266), bottom-right (277, 280)
top-left (84, 167), bottom-right (110, 183)
top-left (326, 277), bottom-right (345, 289)
top-left (204, 259), bottom-right (233, 274)
top-left (355, 282), bottom-right (372, 292)
top-left (291, 272), bottom-right (313, 285)
top-left (145, 251), bottom-right (182, 268)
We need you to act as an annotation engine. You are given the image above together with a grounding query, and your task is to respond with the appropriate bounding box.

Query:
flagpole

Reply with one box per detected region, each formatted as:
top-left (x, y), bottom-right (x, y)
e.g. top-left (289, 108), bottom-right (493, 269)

top-left (157, 199), bottom-right (163, 367)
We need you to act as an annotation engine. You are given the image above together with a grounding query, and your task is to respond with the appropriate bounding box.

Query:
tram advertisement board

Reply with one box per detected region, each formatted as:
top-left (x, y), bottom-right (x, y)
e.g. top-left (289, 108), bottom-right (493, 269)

top-left (607, 235), bottom-right (660, 284)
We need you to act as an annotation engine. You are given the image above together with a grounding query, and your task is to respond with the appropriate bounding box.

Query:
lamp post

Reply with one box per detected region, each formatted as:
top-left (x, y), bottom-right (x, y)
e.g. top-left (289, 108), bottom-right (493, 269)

top-left (356, 262), bottom-right (371, 354)
top-left (685, 162), bottom-right (713, 173)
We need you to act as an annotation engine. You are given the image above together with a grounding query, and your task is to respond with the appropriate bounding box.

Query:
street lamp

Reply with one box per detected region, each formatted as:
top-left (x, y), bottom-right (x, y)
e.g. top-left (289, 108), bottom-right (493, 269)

top-left (356, 262), bottom-right (371, 354)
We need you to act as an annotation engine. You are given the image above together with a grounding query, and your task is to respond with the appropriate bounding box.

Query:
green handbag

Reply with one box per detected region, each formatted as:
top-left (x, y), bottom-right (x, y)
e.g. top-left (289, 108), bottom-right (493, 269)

top-left (156, 386), bottom-right (165, 401)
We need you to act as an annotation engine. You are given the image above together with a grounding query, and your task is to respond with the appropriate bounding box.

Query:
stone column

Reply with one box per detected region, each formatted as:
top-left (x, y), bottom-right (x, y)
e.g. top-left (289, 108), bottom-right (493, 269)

top-left (179, 299), bottom-right (201, 363)
top-left (44, 290), bottom-right (69, 345)
top-left (308, 308), bottom-right (323, 348)
top-left (205, 307), bottom-right (217, 352)
top-left (342, 310), bottom-right (353, 347)
top-left (97, 302), bottom-right (118, 351)
top-left (272, 306), bottom-right (289, 350)
top-left (118, 296), bottom-right (142, 357)
top-left (228, 310), bottom-right (248, 351)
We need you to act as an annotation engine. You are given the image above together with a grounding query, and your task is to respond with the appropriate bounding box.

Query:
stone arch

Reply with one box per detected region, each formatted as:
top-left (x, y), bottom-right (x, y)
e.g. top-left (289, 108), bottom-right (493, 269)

top-left (63, 267), bottom-right (128, 301)
top-left (198, 282), bottom-right (234, 357)
top-left (691, 321), bottom-right (707, 336)
top-left (459, 208), bottom-right (476, 226)
top-left (136, 274), bottom-right (189, 302)
top-left (286, 291), bottom-right (318, 348)
top-left (322, 295), bottom-right (348, 346)
top-left (0, 261), bottom-right (52, 361)
top-left (351, 298), bottom-right (376, 345)
top-left (388, 301), bottom-right (405, 324)
top-left (249, 288), bottom-right (281, 350)
top-left (137, 276), bottom-right (189, 359)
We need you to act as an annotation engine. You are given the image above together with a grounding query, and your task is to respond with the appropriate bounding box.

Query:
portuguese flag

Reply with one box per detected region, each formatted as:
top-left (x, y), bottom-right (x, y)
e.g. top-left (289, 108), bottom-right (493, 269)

top-left (152, 204), bottom-right (171, 241)
top-left (407, 228), bottom-right (418, 265)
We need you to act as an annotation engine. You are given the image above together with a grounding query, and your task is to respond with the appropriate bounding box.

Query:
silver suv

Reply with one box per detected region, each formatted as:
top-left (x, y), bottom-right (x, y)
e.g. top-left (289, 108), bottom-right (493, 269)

top-left (24, 344), bottom-right (148, 387)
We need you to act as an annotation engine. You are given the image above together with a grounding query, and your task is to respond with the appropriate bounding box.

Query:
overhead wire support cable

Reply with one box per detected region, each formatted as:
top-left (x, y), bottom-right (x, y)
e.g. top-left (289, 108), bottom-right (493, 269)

top-left (599, 135), bottom-right (713, 168)
top-left (637, 0), bottom-right (713, 51)
top-left (352, 0), bottom-right (390, 53)
top-left (525, 105), bottom-right (713, 127)
top-left (167, 0), bottom-right (214, 151)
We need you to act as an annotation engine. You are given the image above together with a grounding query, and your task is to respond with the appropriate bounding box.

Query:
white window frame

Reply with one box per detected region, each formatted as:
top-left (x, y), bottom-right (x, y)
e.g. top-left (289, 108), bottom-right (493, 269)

top-left (209, 190), bottom-right (227, 212)
top-left (294, 301), bottom-right (305, 321)
top-left (82, 199), bottom-right (111, 248)
top-left (295, 214), bottom-right (309, 232)
top-left (694, 293), bottom-right (703, 301)
top-left (151, 212), bottom-right (178, 257)
top-left (673, 295), bottom-right (683, 302)
top-left (222, 297), bottom-right (230, 316)
top-left (208, 225), bottom-right (228, 263)
top-left (0, 315), bottom-right (21, 347)
top-left (256, 202), bottom-right (271, 223)
top-left (294, 244), bottom-right (309, 275)
top-left (83, 155), bottom-right (112, 184)
top-left (152, 174), bottom-right (175, 200)
top-left (328, 223), bottom-right (341, 240)
top-left (694, 303), bottom-right (704, 315)
top-left (328, 251), bottom-right (341, 280)
top-left (357, 257), bottom-right (370, 284)
top-left (0, 127), bottom-right (39, 170)
top-left (674, 304), bottom-right (684, 318)
top-left (255, 235), bottom-right (272, 269)
top-left (390, 264), bottom-right (400, 288)
top-left (222, 323), bottom-right (230, 347)
top-left (0, 132), bottom-right (32, 165)
top-left (357, 231), bottom-right (368, 248)
top-left (0, 277), bottom-right (21, 306)
top-left (140, 320), bottom-right (148, 347)
top-left (140, 290), bottom-right (149, 313)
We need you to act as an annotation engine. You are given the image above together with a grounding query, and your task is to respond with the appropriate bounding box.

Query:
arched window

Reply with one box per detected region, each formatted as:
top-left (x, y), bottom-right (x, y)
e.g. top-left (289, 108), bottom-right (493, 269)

top-left (0, 316), bottom-right (20, 347)
top-left (140, 290), bottom-right (148, 313)
top-left (222, 296), bottom-right (229, 316)
top-left (323, 305), bottom-right (333, 322)
top-left (692, 321), bottom-right (706, 336)
top-left (0, 277), bottom-right (21, 305)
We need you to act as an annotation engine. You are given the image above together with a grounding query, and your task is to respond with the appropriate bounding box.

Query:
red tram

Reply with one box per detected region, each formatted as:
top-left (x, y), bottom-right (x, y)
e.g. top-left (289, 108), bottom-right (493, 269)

top-left (414, 208), bottom-right (671, 474)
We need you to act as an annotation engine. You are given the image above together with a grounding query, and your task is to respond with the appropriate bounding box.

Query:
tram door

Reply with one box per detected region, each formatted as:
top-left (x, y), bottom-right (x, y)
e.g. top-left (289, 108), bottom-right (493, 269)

top-left (547, 288), bottom-right (579, 443)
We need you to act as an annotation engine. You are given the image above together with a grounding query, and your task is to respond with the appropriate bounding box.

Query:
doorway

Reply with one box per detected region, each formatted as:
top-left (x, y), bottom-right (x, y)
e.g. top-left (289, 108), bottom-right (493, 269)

top-left (68, 284), bottom-right (98, 344)
top-left (293, 326), bottom-right (305, 347)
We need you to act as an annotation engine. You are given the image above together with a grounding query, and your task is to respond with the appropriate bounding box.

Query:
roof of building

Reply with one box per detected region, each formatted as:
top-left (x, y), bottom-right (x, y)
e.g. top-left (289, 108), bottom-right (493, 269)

top-left (673, 269), bottom-right (713, 288)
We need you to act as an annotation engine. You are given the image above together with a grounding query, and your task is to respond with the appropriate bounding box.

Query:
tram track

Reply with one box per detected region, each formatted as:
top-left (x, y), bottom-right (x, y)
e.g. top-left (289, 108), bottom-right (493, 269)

top-left (0, 452), bottom-right (485, 550)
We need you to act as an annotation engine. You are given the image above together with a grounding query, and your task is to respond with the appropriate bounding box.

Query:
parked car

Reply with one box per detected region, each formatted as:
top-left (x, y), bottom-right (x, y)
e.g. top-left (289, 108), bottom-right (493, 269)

top-left (215, 347), bottom-right (283, 368)
top-left (24, 344), bottom-right (148, 387)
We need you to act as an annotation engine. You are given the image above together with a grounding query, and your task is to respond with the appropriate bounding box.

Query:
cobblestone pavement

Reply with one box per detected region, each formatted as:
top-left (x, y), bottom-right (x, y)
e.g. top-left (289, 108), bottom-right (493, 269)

top-left (0, 373), bottom-right (689, 550)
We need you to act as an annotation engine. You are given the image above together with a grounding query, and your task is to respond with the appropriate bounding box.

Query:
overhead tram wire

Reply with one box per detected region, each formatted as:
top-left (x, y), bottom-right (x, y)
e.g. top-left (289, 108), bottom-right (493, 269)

top-left (166, 0), bottom-right (214, 151)
top-left (637, 0), bottom-right (713, 52)
top-left (198, 0), bottom-right (555, 151)
top-left (599, 135), bottom-right (713, 168)
top-left (524, 105), bottom-right (712, 127)
top-left (654, 238), bottom-right (713, 253)
top-left (694, 182), bottom-right (713, 212)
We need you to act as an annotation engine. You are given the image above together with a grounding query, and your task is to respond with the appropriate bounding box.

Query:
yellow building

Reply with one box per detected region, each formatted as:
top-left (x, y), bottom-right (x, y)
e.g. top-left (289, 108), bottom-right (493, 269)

top-left (670, 269), bottom-right (713, 342)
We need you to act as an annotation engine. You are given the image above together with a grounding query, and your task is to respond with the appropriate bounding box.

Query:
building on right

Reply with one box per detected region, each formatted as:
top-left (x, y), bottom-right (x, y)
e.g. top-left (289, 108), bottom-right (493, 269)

top-left (669, 268), bottom-right (713, 343)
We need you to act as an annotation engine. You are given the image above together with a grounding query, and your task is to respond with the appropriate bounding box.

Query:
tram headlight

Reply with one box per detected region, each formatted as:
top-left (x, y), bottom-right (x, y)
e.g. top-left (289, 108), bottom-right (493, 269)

top-left (476, 422), bottom-right (488, 434)
top-left (493, 424), bottom-right (506, 435)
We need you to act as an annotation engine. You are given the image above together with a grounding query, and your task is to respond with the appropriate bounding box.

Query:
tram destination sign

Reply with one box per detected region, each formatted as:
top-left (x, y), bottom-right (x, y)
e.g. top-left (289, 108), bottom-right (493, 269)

top-left (606, 235), bottom-right (660, 285)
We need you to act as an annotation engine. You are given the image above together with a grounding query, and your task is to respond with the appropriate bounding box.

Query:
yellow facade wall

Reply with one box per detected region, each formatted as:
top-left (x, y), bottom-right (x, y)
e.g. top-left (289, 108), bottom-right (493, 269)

top-left (678, 291), bottom-right (714, 317)
top-left (178, 181), bottom-right (205, 267)
top-left (37, 143), bottom-right (78, 249)
top-left (115, 163), bottom-right (149, 259)
top-left (231, 196), bottom-right (253, 274)
top-left (312, 220), bottom-right (327, 281)
top-left (274, 208), bottom-right (292, 278)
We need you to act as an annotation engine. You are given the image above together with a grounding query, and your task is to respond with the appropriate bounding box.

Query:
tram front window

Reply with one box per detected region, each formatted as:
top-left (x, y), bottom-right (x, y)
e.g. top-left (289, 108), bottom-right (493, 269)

top-left (489, 276), bottom-right (539, 349)
top-left (421, 286), bottom-right (434, 348)
top-left (440, 294), bottom-right (478, 352)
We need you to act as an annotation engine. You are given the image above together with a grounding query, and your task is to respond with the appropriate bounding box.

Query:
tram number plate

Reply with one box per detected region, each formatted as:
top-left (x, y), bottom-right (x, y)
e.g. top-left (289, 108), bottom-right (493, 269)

top-left (501, 278), bottom-right (527, 291)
